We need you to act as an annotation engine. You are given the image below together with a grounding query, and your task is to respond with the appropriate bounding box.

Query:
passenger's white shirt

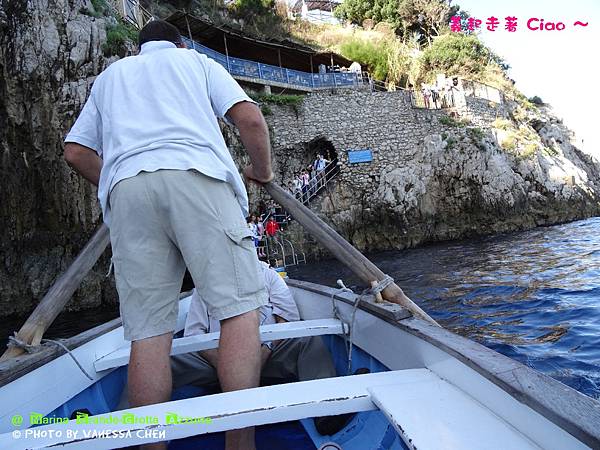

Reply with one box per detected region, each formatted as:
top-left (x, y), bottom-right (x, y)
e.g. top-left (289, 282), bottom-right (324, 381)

top-left (65, 41), bottom-right (252, 225)
top-left (185, 262), bottom-right (300, 337)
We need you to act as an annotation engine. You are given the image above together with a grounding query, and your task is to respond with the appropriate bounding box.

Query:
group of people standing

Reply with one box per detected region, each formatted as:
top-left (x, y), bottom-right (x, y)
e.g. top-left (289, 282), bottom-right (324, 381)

top-left (287, 154), bottom-right (331, 204)
top-left (421, 77), bottom-right (459, 109)
top-left (247, 214), bottom-right (282, 259)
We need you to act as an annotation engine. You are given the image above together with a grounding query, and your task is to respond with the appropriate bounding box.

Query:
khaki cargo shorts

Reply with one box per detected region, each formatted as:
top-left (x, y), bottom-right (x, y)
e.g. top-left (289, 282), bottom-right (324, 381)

top-left (109, 169), bottom-right (267, 341)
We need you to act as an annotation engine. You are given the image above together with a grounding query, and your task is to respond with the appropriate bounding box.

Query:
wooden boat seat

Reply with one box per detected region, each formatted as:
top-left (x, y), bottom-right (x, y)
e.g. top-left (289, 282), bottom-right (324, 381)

top-left (94, 318), bottom-right (347, 372)
top-left (369, 380), bottom-right (540, 450)
top-left (0, 368), bottom-right (541, 449)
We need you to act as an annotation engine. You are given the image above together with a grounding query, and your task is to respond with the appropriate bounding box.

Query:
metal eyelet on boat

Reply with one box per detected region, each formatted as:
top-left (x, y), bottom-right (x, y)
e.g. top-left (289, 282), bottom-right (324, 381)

top-left (318, 442), bottom-right (343, 450)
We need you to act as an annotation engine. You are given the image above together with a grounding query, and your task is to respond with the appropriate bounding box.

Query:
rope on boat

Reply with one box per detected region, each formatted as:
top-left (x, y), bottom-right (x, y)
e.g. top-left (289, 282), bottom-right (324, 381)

top-left (368, 275), bottom-right (394, 294)
top-left (7, 334), bottom-right (95, 381)
top-left (330, 281), bottom-right (355, 375)
top-left (332, 275), bottom-right (394, 375)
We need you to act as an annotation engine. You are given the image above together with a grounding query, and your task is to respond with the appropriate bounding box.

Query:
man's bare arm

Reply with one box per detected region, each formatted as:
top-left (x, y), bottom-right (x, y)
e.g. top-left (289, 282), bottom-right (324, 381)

top-left (226, 101), bottom-right (274, 184)
top-left (64, 142), bottom-right (102, 186)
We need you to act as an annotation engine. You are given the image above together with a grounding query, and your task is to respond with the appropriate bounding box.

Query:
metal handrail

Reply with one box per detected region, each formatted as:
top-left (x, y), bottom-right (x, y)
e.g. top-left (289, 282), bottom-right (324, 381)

top-left (300, 160), bottom-right (340, 204)
top-left (281, 238), bottom-right (297, 267)
top-left (258, 162), bottom-right (341, 268)
top-left (180, 36), bottom-right (360, 90)
top-left (294, 249), bottom-right (306, 265)
top-left (109, 2), bottom-right (365, 92)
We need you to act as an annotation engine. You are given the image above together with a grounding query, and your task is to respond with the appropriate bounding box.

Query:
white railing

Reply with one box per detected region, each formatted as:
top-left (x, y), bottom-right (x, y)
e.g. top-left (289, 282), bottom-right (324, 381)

top-left (292, 160), bottom-right (340, 205)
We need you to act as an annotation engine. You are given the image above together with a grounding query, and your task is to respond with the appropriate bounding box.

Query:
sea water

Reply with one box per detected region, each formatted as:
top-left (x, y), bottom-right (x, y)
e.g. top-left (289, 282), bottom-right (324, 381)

top-left (290, 217), bottom-right (600, 400)
top-left (3, 218), bottom-right (599, 400)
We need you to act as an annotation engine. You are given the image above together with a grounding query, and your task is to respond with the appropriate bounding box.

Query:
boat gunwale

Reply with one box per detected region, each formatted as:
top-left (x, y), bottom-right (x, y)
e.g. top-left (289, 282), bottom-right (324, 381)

top-left (2, 281), bottom-right (599, 447)
top-left (0, 317), bottom-right (122, 387)
top-left (286, 278), bottom-right (600, 449)
top-left (0, 291), bottom-right (194, 387)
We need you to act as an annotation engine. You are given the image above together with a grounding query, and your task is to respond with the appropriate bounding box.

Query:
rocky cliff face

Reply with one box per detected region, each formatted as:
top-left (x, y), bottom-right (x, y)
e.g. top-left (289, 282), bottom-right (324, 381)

top-left (260, 91), bottom-right (600, 256)
top-left (0, 0), bottom-right (117, 315)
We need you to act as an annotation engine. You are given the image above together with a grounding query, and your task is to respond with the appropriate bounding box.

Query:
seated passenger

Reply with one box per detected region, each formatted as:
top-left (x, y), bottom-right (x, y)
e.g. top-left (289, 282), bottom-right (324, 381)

top-left (172, 262), bottom-right (358, 435)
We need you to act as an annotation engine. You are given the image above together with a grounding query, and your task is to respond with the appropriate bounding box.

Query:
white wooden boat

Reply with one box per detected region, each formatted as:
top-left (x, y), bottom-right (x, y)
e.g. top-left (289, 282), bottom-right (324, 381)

top-left (1, 279), bottom-right (599, 450)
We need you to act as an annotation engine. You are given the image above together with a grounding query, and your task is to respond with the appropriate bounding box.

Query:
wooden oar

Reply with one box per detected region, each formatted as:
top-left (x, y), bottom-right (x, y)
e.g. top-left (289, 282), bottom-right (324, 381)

top-left (263, 182), bottom-right (438, 326)
top-left (0, 224), bottom-right (110, 361)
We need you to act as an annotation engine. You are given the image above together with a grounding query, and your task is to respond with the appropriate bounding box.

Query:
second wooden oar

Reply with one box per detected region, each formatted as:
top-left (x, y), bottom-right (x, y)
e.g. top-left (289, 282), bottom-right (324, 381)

top-left (263, 181), bottom-right (438, 326)
top-left (0, 224), bottom-right (110, 361)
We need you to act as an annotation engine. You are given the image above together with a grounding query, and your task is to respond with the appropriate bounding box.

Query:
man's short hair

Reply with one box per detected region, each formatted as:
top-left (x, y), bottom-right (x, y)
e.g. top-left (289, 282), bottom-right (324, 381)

top-left (138, 20), bottom-right (182, 48)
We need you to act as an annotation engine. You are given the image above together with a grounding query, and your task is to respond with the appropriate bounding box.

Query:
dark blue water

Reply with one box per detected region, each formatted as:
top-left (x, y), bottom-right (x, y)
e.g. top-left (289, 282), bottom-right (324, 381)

top-left (288, 217), bottom-right (600, 400)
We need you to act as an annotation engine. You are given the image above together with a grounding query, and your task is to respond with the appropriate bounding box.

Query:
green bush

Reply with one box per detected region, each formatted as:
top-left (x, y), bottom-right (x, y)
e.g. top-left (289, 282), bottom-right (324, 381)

top-left (340, 38), bottom-right (389, 81)
top-left (251, 94), bottom-right (304, 106)
top-left (334, 0), bottom-right (401, 29)
top-left (492, 118), bottom-right (512, 130)
top-left (251, 93), bottom-right (304, 116)
top-left (439, 115), bottom-right (469, 128)
top-left (334, 0), bottom-right (458, 45)
top-left (419, 34), bottom-right (490, 80)
top-left (445, 136), bottom-right (456, 150)
top-left (228, 0), bottom-right (286, 39)
top-left (467, 127), bottom-right (484, 140)
top-left (523, 143), bottom-right (538, 158)
top-left (81, 0), bottom-right (109, 17)
top-left (260, 104), bottom-right (273, 116)
top-left (103, 22), bottom-right (138, 58)
top-left (232, 0), bottom-right (275, 15)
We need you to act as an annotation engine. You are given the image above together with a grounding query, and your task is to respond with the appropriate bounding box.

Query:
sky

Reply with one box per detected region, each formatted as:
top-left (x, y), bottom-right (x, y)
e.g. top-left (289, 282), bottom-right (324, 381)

top-left (455, 0), bottom-right (600, 156)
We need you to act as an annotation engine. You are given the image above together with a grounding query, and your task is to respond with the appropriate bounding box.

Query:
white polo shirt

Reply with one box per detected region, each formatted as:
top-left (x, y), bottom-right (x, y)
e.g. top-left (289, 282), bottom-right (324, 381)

top-left (65, 41), bottom-right (252, 225)
top-left (184, 262), bottom-right (300, 337)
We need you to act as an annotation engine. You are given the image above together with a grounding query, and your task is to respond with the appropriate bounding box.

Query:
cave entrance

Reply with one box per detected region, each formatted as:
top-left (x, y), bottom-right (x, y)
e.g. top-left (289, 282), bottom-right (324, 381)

top-left (307, 137), bottom-right (337, 165)
top-left (273, 136), bottom-right (340, 209)
top-left (306, 137), bottom-right (339, 182)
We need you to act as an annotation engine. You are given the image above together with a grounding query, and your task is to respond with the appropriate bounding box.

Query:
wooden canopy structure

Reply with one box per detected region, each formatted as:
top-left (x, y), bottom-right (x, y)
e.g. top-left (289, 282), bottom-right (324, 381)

top-left (166, 11), bottom-right (353, 73)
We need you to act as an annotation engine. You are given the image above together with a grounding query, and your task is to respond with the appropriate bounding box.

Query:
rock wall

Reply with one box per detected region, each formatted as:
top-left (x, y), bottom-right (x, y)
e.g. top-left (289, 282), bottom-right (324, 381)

top-left (0, 0), bottom-right (118, 315)
top-left (260, 90), bottom-right (600, 256)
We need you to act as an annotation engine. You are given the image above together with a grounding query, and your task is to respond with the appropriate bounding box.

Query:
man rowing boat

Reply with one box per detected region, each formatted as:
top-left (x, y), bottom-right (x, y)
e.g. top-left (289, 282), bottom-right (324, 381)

top-left (64, 20), bottom-right (273, 450)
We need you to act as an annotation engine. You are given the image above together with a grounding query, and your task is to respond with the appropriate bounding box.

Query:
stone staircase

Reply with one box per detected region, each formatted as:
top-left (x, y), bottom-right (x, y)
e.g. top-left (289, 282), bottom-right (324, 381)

top-left (259, 162), bottom-right (340, 268)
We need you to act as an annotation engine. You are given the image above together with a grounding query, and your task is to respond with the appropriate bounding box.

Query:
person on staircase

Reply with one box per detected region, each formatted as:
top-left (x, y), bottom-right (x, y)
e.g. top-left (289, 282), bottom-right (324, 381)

top-left (301, 170), bottom-right (310, 203)
top-left (256, 215), bottom-right (266, 258)
top-left (266, 216), bottom-right (280, 238)
top-left (247, 216), bottom-right (265, 258)
top-left (314, 154), bottom-right (330, 189)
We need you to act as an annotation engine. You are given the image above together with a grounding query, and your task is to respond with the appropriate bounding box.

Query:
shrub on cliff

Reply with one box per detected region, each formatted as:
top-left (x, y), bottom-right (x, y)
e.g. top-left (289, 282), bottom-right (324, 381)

top-left (334, 0), bottom-right (459, 45)
top-left (250, 93), bottom-right (304, 115)
top-left (228, 0), bottom-right (287, 39)
top-left (103, 22), bottom-right (138, 58)
top-left (418, 34), bottom-right (490, 80)
top-left (81, 0), bottom-right (110, 17)
top-left (340, 38), bottom-right (389, 81)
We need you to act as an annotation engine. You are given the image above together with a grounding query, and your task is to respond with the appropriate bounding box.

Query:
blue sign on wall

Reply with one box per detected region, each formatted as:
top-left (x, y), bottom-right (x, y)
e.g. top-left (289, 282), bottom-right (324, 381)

top-left (347, 149), bottom-right (373, 164)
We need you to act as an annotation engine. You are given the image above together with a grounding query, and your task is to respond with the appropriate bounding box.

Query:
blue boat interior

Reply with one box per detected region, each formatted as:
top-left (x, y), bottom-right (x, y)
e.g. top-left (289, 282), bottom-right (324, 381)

top-left (44, 335), bottom-right (409, 449)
